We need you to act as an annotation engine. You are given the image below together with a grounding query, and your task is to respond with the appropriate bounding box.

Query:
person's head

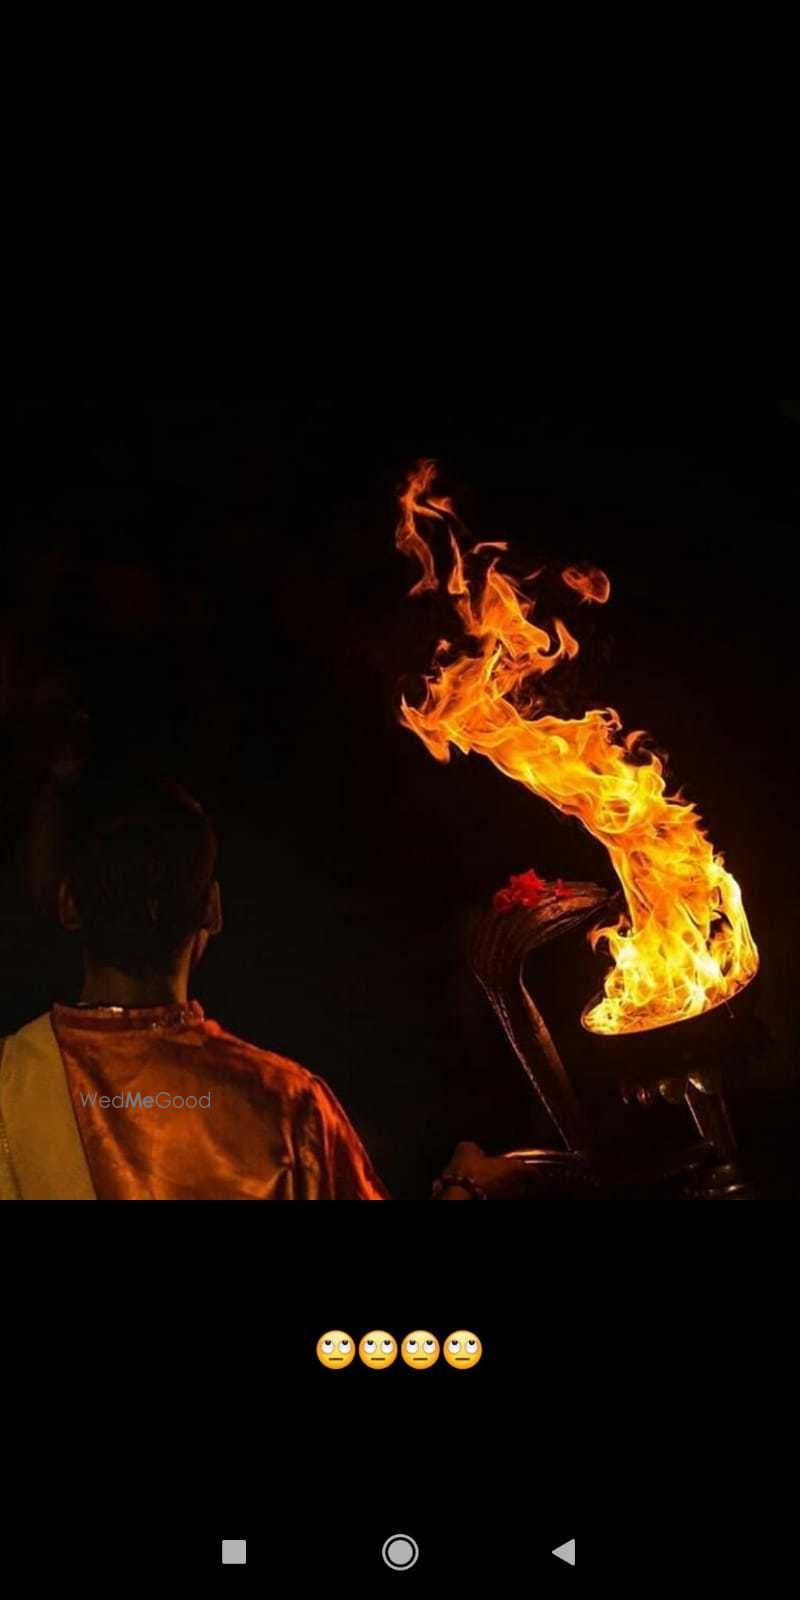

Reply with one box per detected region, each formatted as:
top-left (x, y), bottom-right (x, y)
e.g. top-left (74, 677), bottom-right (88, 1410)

top-left (59, 776), bottom-right (221, 986)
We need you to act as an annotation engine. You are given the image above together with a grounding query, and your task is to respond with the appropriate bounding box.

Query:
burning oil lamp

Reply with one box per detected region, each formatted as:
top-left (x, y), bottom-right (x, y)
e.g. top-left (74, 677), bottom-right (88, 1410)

top-left (470, 871), bottom-right (755, 1197)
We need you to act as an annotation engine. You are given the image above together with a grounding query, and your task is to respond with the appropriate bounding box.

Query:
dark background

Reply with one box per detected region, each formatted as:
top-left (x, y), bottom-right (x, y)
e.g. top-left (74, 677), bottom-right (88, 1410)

top-left (3, 397), bottom-right (798, 1195)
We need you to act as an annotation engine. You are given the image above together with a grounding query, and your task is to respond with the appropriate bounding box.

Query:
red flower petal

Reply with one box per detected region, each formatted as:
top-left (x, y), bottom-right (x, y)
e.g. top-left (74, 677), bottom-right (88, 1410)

top-left (493, 888), bottom-right (515, 913)
top-left (510, 868), bottom-right (547, 895)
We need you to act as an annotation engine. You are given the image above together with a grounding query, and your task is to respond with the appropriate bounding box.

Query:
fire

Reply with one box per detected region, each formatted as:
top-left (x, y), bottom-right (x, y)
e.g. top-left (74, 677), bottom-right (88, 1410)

top-left (561, 563), bottom-right (611, 605)
top-left (395, 461), bottom-right (759, 1035)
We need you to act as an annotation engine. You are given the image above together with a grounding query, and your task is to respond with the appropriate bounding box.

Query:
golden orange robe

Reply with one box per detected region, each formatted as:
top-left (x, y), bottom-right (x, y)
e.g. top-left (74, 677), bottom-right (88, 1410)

top-left (12, 1002), bottom-right (386, 1201)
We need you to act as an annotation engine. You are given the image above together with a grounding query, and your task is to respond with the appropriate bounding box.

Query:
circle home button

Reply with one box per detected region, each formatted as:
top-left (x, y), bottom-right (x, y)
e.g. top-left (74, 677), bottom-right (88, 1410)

top-left (382, 1534), bottom-right (419, 1571)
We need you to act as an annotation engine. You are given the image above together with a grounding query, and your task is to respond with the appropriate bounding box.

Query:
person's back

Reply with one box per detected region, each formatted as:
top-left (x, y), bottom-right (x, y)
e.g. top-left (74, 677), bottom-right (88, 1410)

top-left (39, 1001), bottom-right (384, 1200)
top-left (0, 776), bottom-right (385, 1201)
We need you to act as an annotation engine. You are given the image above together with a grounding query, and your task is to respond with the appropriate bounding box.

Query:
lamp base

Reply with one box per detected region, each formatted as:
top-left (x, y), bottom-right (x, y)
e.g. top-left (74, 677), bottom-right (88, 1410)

top-left (502, 1143), bottom-right (759, 1199)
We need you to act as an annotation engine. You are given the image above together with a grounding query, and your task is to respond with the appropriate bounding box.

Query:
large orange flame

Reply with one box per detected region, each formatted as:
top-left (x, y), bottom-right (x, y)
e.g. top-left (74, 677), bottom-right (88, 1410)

top-left (396, 461), bottom-right (759, 1035)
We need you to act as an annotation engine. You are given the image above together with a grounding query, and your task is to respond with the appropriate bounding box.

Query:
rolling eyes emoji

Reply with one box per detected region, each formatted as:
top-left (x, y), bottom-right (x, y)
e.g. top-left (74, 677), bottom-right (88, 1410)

top-left (443, 1331), bottom-right (482, 1369)
top-left (316, 1331), bottom-right (356, 1369)
top-left (359, 1331), bottom-right (398, 1368)
top-left (401, 1331), bottom-right (440, 1369)
top-left (317, 1329), bottom-right (480, 1371)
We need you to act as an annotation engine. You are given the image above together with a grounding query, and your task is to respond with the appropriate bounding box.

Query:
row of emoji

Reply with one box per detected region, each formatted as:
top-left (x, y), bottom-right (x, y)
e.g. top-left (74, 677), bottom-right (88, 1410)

top-left (316, 1329), bottom-right (482, 1369)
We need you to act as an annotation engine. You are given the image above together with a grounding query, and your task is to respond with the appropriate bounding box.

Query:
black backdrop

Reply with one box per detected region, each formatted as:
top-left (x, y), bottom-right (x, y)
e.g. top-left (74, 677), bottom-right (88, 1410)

top-left (3, 398), bottom-right (798, 1195)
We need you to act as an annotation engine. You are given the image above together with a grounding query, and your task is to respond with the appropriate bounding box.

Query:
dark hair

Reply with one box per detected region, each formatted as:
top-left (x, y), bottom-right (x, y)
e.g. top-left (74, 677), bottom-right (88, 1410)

top-left (67, 777), bottom-right (217, 978)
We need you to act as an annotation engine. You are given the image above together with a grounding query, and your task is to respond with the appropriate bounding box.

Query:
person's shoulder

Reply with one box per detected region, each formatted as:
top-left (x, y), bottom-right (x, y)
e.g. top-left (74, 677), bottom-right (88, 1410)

top-left (197, 1019), bottom-right (388, 1199)
top-left (199, 1019), bottom-right (319, 1101)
